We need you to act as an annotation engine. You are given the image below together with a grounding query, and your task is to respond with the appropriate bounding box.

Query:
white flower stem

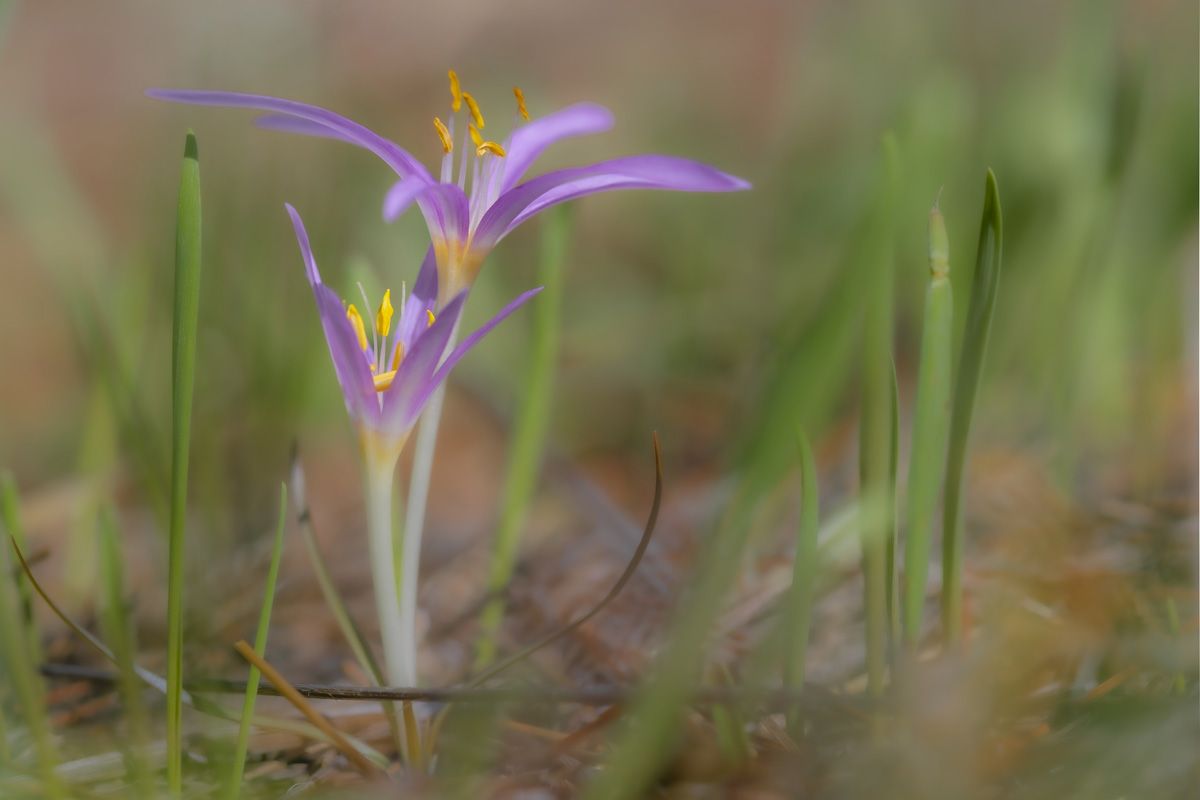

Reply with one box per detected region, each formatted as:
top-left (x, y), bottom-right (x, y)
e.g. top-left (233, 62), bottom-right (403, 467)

top-left (364, 457), bottom-right (410, 689)
top-left (398, 323), bottom-right (458, 687)
top-left (398, 381), bottom-right (446, 685)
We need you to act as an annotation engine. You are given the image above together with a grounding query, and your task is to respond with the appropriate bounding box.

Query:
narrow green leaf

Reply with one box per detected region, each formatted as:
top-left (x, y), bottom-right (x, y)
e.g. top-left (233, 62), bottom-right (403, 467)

top-left (858, 134), bottom-right (900, 698)
top-left (166, 130), bottom-right (202, 796)
top-left (225, 483), bottom-right (288, 798)
top-left (0, 504), bottom-right (62, 797)
top-left (1, 472), bottom-right (40, 660)
top-left (98, 507), bottom-right (152, 797)
top-left (474, 206), bottom-right (568, 669)
top-left (783, 430), bottom-right (819, 731)
top-left (902, 199), bottom-right (954, 647)
top-left (942, 169), bottom-right (1002, 644)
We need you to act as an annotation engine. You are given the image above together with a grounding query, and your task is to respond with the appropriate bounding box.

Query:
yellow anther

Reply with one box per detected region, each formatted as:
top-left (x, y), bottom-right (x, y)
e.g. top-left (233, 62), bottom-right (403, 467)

top-left (373, 369), bottom-right (397, 392)
top-left (433, 117), bottom-right (453, 153)
top-left (476, 140), bottom-right (507, 158)
top-left (346, 304), bottom-right (369, 351)
top-left (426, 309), bottom-right (436, 327)
top-left (513, 86), bottom-right (529, 121)
top-left (448, 69), bottom-right (462, 112)
top-left (391, 339), bottom-right (405, 370)
top-left (468, 122), bottom-right (483, 149)
top-left (462, 91), bottom-right (485, 129)
top-left (375, 289), bottom-right (393, 337)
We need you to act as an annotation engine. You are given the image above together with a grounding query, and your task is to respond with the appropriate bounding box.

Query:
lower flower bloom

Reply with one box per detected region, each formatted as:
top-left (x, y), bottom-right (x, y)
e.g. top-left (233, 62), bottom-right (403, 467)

top-left (286, 203), bottom-right (541, 467)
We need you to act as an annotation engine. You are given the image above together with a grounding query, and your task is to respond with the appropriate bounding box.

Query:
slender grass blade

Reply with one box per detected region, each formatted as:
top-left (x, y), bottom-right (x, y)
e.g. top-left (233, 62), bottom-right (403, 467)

top-left (475, 206), bottom-right (569, 669)
top-left (941, 170), bottom-right (1002, 644)
top-left (224, 483), bottom-right (288, 798)
top-left (166, 130), bottom-right (202, 795)
top-left (902, 200), bottom-right (954, 647)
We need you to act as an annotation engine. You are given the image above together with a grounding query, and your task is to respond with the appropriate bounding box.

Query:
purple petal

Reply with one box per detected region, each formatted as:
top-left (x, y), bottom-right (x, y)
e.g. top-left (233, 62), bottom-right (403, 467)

top-left (411, 286), bottom-right (544, 415)
top-left (146, 89), bottom-right (432, 182)
top-left (474, 155), bottom-right (750, 251)
top-left (392, 247), bottom-right (439, 356)
top-left (499, 103), bottom-right (615, 194)
top-left (378, 178), bottom-right (470, 247)
top-left (381, 292), bottom-right (468, 432)
top-left (285, 205), bottom-right (379, 427)
top-left (412, 245), bottom-right (438, 304)
top-left (382, 179), bottom-right (429, 222)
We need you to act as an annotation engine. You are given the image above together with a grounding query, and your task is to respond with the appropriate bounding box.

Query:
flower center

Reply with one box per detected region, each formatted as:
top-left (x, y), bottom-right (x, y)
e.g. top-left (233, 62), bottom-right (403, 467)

top-left (345, 286), bottom-right (435, 393)
top-left (433, 70), bottom-right (531, 233)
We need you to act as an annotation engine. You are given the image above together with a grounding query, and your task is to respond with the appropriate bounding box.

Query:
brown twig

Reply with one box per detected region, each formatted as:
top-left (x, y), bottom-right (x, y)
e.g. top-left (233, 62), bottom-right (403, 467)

top-left (39, 662), bottom-right (842, 709)
top-left (465, 432), bottom-right (666, 688)
top-left (232, 640), bottom-right (381, 776)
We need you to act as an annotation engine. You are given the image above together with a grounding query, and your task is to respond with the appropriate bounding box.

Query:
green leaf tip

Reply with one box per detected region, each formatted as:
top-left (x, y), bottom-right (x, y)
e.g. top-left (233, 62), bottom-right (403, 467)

top-left (183, 131), bottom-right (198, 161)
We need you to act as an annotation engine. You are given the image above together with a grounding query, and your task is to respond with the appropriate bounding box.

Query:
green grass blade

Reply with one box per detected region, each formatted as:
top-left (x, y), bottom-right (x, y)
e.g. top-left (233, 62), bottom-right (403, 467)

top-left (886, 357), bottom-right (900, 644)
top-left (902, 200), bottom-right (954, 648)
top-left (224, 483), bottom-right (288, 799)
top-left (98, 507), bottom-right (152, 797)
top-left (783, 430), bottom-right (819, 730)
top-left (166, 130), bottom-right (202, 795)
top-left (942, 169), bottom-right (1003, 645)
top-left (1, 473), bottom-right (40, 661)
top-left (0, 509), bottom-right (62, 797)
top-left (858, 134), bottom-right (900, 698)
top-left (474, 206), bottom-right (568, 669)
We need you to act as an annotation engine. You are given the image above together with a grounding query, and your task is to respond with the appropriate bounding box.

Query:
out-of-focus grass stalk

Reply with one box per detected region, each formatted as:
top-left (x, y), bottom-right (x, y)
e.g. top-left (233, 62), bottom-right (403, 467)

top-left (474, 207), bottom-right (569, 669)
top-left (1, 473), bottom-right (39, 660)
top-left (942, 169), bottom-right (1002, 645)
top-left (98, 506), bottom-right (153, 796)
top-left (583, 493), bottom-right (756, 800)
top-left (0, 524), bottom-right (62, 798)
top-left (166, 131), bottom-right (203, 795)
top-left (901, 200), bottom-right (954, 648)
top-left (858, 135), bottom-right (900, 698)
top-left (224, 483), bottom-right (288, 798)
top-left (886, 359), bottom-right (900, 640)
top-left (98, 507), bottom-right (152, 797)
top-left (782, 430), bottom-right (819, 729)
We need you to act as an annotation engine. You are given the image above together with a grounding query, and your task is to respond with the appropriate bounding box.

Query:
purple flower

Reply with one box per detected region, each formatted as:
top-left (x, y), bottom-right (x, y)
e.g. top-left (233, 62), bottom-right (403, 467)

top-left (286, 203), bottom-right (540, 462)
top-left (148, 74), bottom-right (750, 305)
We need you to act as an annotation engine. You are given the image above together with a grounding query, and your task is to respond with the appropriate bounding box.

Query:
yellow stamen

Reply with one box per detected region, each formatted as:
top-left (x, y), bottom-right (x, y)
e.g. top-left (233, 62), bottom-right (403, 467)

top-left (373, 369), bottom-right (397, 392)
top-left (448, 69), bottom-right (462, 112)
top-left (426, 309), bottom-right (436, 327)
top-left (391, 339), bottom-right (405, 370)
top-left (476, 140), bottom-right (506, 158)
top-left (513, 86), bottom-right (529, 121)
top-left (375, 289), bottom-right (393, 337)
top-left (346, 304), bottom-right (369, 351)
top-left (433, 117), bottom-right (453, 153)
top-left (468, 122), bottom-right (483, 149)
top-left (462, 91), bottom-right (485, 129)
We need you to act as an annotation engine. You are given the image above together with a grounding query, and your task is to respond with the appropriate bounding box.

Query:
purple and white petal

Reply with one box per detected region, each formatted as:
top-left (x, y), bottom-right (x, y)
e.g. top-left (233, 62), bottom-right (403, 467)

top-left (473, 155), bottom-right (750, 251)
top-left (410, 286), bottom-right (544, 416)
top-left (380, 292), bottom-right (468, 432)
top-left (285, 205), bottom-right (379, 427)
top-left (146, 89), bottom-right (433, 182)
top-left (499, 102), bottom-right (615, 194)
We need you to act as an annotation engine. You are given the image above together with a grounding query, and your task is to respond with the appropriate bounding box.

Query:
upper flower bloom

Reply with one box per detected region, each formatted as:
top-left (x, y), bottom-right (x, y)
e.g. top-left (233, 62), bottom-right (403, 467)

top-left (286, 203), bottom-right (540, 464)
top-left (148, 74), bottom-right (750, 306)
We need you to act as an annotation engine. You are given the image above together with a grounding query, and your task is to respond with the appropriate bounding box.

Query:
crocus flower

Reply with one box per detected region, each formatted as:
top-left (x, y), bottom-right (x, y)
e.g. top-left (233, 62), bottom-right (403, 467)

top-left (149, 74), bottom-right (750, 306)
top-left (287, 201), bottom-right (540, 699)
top-left (286, 202), bottom-right (540, 467)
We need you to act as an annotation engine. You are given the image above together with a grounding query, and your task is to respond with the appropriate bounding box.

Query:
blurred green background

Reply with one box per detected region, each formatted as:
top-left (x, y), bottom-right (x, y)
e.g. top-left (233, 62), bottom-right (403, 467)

top-left (0, 0), bottom-right (1194, 551)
